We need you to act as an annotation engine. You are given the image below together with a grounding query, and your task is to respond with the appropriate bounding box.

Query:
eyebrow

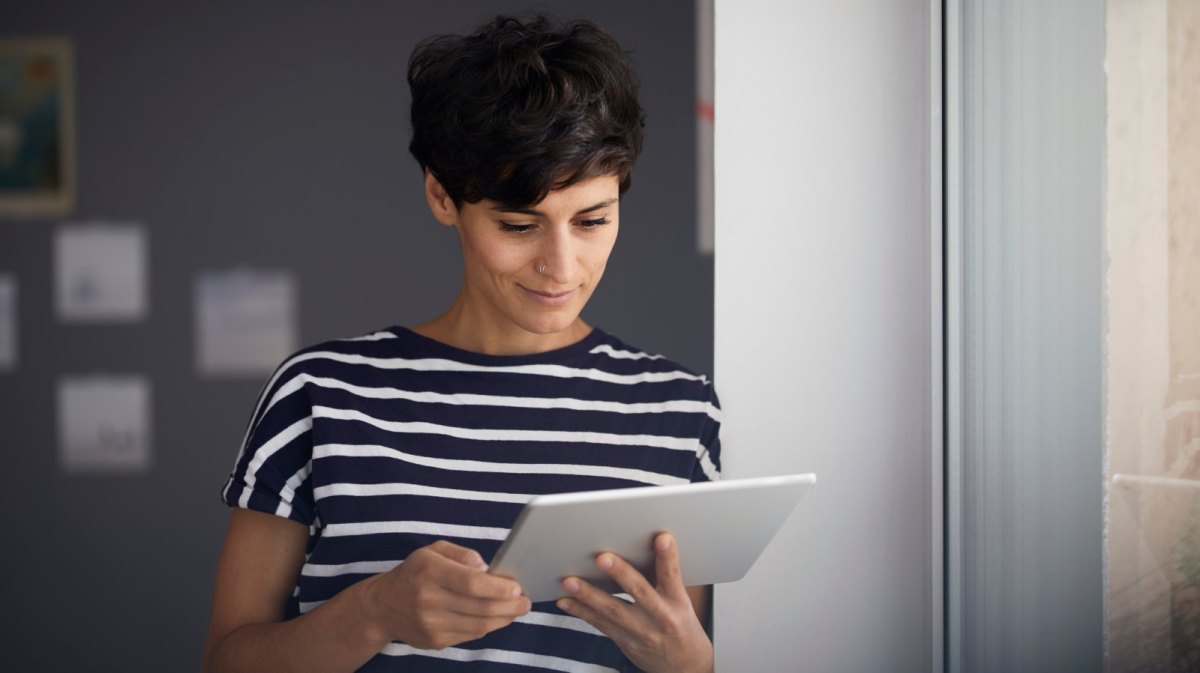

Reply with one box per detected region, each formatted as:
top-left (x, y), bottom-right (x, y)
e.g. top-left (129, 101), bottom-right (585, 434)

top-left (491, 198), bottom-right (618, 217)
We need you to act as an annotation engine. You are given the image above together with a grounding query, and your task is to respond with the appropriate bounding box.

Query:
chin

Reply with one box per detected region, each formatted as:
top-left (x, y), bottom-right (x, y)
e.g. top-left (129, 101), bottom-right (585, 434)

top-left (513, 309), bottom-right (582, 336)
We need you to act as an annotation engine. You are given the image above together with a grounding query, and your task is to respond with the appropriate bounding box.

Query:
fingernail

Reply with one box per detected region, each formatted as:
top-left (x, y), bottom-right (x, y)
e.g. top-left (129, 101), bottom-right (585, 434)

top-left (657, 534), bottom-right (673, 551)
top-left (563, 578), bottom-right (580, 594)
top-left (598, 554), bottom-right (613, 570)
top-left (557, 599), bottom-right (572, 612)
top-left (511, 584), bottom-right (522, 598)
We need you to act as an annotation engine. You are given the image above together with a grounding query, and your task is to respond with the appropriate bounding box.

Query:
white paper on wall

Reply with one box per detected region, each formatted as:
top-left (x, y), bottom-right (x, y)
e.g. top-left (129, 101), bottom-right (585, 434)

top-left (55, 224), bottom-right (148, 322)
top-left (0, 275), bottom-right (15, 371)
top-left (57, 375), bottom-right (152, 473)
top-left (196, 269), bottom-right (298, 376)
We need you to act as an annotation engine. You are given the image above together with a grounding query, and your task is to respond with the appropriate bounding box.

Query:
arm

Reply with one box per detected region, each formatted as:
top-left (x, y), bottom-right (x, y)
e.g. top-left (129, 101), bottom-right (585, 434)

top-left (201, 509), bottom-right (384, 673)
top-left (202, 508), bottom-right (531, 673)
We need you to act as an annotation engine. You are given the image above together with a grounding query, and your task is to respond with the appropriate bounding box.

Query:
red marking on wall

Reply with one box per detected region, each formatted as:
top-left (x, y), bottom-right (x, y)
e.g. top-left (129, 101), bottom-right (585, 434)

top-left (696, 100), bottom-right (715, 121)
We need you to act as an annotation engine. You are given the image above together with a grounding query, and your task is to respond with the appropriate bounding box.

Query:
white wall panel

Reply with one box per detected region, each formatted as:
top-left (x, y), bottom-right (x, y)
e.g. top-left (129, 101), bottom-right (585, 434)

top-left (713, 1), bottom-right (937, 670)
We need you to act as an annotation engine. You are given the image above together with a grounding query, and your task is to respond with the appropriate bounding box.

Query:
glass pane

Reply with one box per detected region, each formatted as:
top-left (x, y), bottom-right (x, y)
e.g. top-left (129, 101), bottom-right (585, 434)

top-left (1106, 1), bottom-right (1200, 669)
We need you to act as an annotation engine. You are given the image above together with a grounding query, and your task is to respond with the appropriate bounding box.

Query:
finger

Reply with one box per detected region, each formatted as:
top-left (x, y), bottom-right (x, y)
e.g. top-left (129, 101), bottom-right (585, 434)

top-left (561, 575), bottom-right (653, 635)
top-left (439, 614), bottom-right (527, 640)
top-left (594, 551), bottom-right (674, 625)
top-left (442, 591), bottom-right (533, 619)
top-left (652, 532), bottom-right (689, 602)
top-left (427, 540), bottom-right (488, 571)
top-left (419, 617), bottom-right (518, 649)
top-left (475, 614), bottom-right (524, 635)
top-left (556, 594), bottom-right (637, 647)
top-left (420, 546), bottom-right (523, 600)
top-left (449, 564), bottom-right (525, 600)
top-left (414, 590), bottom-right (528, 636)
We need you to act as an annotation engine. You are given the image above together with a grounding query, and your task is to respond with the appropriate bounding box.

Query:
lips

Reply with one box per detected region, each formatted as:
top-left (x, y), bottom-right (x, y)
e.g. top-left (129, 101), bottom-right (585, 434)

top-left (519, 285), bottom-right (577, 307)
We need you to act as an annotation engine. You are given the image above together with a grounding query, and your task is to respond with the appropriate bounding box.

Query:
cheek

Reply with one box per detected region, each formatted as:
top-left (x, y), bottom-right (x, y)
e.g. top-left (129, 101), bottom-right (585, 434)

top-left (464, 236), bottom-right (529, 279)
top-left (491, 247), bottom-right (531, 275)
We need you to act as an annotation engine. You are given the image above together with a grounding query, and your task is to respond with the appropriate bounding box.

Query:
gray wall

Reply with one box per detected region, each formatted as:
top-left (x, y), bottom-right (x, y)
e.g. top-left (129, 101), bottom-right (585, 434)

top-left (712, 0), bottom-right (938, 670)
top-left (0, 2), bottom-right (708, 669)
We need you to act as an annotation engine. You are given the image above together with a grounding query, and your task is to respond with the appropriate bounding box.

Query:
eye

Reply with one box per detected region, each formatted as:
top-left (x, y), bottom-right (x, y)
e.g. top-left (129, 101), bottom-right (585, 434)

top-left (500, 222), bottom-right (535, 233)
top-left (577, 217), bottom-right (611, 228)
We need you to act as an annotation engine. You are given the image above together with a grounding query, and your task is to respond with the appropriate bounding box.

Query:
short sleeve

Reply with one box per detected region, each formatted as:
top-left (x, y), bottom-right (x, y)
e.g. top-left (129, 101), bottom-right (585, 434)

top-left (220, 364), bottom-right (317, 526)
top-left (691, 386), bottom-right (723, 483)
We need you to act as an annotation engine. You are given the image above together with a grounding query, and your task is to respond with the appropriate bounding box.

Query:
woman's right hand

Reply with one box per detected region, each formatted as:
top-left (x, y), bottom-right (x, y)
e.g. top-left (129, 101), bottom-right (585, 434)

top-left (204, 512), bottom-right (530, 673)
top-left (361, 540), bottom-right (532, 650)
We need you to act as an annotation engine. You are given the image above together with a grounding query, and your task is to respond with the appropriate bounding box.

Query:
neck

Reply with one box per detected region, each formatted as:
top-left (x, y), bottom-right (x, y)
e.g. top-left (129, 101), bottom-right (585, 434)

top-left (412, 293), bottom-right (591, 356)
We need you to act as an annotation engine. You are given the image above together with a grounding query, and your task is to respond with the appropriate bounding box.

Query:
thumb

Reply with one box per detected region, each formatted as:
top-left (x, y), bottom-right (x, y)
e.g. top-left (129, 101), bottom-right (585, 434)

top-left (428, 540), bottom-right (488, 571)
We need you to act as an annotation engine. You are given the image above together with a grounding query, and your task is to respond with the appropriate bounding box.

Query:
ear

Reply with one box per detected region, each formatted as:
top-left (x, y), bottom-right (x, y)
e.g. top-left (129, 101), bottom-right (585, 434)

top-left (424, 170), bottom-right (459, 227)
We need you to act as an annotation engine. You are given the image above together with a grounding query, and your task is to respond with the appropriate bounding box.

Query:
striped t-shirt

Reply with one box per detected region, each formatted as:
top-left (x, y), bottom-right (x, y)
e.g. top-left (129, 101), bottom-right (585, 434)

top-left (222, 325), bottom-right (722, 672)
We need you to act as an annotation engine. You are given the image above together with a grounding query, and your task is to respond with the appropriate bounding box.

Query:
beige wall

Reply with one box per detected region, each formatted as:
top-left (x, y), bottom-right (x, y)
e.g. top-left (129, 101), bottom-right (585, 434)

top-left (1106, 0), bottom-right (1200, 669)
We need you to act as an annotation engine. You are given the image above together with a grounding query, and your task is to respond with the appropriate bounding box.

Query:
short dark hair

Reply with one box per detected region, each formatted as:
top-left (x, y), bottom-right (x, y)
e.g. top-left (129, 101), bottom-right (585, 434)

top-left (407, 15), bottom-right (645, 208)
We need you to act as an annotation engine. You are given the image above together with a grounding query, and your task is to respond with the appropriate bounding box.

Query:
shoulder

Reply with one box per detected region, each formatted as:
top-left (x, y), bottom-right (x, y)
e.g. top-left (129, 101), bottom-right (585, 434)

top-left (584, 330), bottom-right (720, 405)
top-left (585, 331), bottom-right (704, 376)
top-left (250, 326), bottom-right (411, 399)
top-left (277, 326), bottom-right (411, 372)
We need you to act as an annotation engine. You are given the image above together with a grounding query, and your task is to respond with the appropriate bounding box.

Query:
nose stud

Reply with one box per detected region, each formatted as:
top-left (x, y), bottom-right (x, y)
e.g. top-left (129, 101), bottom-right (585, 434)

top-left (537, 263), bottom-right (547, 275)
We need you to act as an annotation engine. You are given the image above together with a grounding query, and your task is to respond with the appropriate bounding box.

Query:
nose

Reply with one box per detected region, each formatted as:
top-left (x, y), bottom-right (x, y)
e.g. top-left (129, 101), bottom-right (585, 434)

top-left (537, 227), bottom-right (574, 284)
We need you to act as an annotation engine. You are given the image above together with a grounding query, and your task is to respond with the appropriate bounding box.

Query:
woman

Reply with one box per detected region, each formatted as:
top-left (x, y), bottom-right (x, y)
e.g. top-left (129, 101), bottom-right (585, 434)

top-left (202, 15), bottom-right (721, 673)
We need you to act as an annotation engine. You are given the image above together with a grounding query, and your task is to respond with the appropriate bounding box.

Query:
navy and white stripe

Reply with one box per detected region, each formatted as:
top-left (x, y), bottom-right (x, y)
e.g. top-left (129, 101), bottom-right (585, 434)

top-left (222, 326), bottom-right (722, 672)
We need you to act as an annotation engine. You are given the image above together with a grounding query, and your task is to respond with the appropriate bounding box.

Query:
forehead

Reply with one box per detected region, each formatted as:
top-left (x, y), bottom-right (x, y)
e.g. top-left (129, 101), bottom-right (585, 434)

top-left (487, 174), bottom-right (621, 216)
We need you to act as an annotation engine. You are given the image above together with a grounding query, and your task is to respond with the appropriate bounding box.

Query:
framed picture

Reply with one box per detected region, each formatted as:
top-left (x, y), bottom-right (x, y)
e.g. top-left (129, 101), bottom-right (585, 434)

top-left (0, 37), bottom-right (76, 218)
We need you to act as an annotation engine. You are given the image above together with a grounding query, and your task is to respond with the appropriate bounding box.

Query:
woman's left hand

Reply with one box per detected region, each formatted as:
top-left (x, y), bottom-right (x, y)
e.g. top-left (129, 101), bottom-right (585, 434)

top-left (556, 533), bottom-right (714, 673)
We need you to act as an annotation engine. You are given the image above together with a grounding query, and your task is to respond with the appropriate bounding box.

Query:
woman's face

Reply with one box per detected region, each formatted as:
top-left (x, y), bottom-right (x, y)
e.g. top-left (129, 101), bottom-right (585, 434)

top-left (450, 173), bottom-right (621, 338)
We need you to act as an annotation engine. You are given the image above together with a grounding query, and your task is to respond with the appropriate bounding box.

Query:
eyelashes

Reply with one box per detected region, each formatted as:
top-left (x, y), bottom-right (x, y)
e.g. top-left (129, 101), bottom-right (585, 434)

top-left (500, 218), bottom-right (611, 233)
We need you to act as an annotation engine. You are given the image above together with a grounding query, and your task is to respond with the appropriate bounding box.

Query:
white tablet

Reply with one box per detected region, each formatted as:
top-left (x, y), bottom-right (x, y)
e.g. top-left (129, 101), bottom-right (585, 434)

top-left (487, 473), bottom-right (816, 602)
